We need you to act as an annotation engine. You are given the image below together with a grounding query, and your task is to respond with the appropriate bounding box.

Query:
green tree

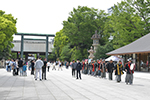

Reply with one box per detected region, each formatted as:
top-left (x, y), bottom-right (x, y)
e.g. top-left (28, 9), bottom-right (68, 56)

top-left (127, 0), bottom-right (150, 34)
top-left (60, 44), bottom-right (71, 61)
top-left (10, 52), bottom-right (17, 59)
top-left (48, 48), bottom-right (57, 61)
top-left (0, 10), bottom-right (17, 60)
top-left (109, 1), bottom-right (145, 49)
top-left (63, 6), bottom-right (109, 60)
top-left (54, 29), bottom-right (69, 59)
top-left (94, 42), bottom-right (114, 59)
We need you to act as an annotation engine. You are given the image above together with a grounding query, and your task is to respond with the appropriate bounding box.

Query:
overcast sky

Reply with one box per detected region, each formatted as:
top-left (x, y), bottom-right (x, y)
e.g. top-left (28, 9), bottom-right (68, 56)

top-left (0, 0), bottom-right (121, 40)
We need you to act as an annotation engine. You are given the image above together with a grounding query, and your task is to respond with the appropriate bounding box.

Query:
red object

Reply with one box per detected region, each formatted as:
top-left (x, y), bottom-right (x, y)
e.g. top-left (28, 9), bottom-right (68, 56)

top-left (146, 61), bottom-right (149, 67)
top-left (98, 61), bottom-right (101, 70)
top-left (92, 63), bottom-right (95, 72)
top-left (128, 62), bottom-right (134, 74)
top-left (82, 62), bottom-right (85, 70)
top-left (85, 59), bottom-right (88, 62)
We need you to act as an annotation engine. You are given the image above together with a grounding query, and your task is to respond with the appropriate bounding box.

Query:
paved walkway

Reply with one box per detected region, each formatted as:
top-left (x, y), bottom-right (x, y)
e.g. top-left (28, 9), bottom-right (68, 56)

top-left (0, 66), bottom-right (150, 100)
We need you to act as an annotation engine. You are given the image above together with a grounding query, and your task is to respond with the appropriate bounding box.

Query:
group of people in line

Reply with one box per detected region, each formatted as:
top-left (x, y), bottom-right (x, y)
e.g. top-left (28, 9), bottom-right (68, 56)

top-left (70, 58), bottom-right (135, 85)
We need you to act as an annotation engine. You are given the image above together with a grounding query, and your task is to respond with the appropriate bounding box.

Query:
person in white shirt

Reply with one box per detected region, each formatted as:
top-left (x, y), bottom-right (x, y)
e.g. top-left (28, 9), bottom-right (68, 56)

top-left (52, 61), bottom-right (56, 70)
top-left (47, 61), bottom-right (51, 72)
top-left (58, 60), bottom-right (62, 71)
top-left (34, 57), bottom-right (44, 81)
top-left (6, 59), bottom-right (10, 71)
top-left (15, 59), bottom-right (19, 75)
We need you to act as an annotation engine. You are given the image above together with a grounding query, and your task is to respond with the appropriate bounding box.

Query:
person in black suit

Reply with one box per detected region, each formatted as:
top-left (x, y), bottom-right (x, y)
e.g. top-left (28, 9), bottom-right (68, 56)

top-left (106, 59), bottom-right (114, 80)
top-left (42, 58), bottom-right (47, 80)
top-left (76, 59), bottom-right (82, 80)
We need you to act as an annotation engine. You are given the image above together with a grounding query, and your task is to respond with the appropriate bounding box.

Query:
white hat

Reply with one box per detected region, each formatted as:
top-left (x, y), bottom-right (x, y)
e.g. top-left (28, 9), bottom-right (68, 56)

top-left (127, 58), bottom-right (132, 61)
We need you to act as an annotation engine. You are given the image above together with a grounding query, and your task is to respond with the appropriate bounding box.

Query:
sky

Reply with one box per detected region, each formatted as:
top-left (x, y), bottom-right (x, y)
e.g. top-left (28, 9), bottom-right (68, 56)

top-left (0, 0), bottom-right (121, 40)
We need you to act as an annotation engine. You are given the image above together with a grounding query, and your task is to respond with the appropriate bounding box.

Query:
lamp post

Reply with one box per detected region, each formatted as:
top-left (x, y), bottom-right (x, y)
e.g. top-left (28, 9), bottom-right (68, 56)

top-left (91, 30), bottom-right (100, 52)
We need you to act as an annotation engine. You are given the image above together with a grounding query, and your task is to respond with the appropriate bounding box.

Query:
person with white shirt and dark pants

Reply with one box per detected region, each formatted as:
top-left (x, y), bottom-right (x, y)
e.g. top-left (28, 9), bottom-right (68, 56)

top-left (47, 61), bottom-right (51, 72)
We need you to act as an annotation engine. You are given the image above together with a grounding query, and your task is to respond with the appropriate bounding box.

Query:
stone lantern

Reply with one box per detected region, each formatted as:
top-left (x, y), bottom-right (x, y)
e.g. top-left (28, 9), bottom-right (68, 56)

top-left (91, 30), bottom-right (100, 52)
top-left (88, 46), bottom-right (95, 60)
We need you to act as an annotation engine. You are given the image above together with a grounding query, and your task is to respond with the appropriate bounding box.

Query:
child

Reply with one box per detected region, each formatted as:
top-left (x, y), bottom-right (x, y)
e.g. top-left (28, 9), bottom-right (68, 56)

top-left (23, 63), bottom-right (27, 76)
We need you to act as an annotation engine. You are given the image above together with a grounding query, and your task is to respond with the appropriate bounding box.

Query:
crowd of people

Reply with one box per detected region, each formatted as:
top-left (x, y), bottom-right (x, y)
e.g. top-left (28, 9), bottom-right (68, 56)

top-left (5, 57), bottom-right (136, 84)
top-left (5, 57), bottom-right (64, 81)
top-left (70, 58), bottom-right (135, 85)
top-left (6, 58), bottom-right (27, 76)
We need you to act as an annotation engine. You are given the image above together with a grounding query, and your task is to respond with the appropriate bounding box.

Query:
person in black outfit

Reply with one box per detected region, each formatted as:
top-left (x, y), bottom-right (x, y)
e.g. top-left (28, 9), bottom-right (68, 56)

top-left (76, 59), bottom-right (82, 80)
top-left (31, 60), bottom-right (35, 75)
top-left (42, 58), bottom-right (47, 80)
top-left (18, 58), bottom-right (23, 76)
top-left (106, 59), bottom-right (114, 80)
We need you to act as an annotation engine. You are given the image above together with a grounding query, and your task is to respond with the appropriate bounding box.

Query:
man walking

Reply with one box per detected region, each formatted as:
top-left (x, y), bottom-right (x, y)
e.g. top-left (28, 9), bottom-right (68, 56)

top-left (106, 59), bottom-right (114, 80)
top-left (42, 58), bottom-right (47, 80)
top-left (71, 60), bottom-right (77, 77)
top-left (35, 57), bottom-right (44, 81)
top-left (76, 59), bottom-right (82, 80)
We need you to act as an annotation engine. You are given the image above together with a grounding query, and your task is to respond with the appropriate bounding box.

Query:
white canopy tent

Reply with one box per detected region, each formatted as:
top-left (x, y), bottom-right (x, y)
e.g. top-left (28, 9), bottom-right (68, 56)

top-left (105, 56), bottom-right (124, 64)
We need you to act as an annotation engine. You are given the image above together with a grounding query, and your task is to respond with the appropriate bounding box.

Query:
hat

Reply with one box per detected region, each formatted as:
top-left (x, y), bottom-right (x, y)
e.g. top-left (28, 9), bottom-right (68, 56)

top-left (77, 59), bottom-right (79, 61)
top-left (127, 58), bottom-right (132, 61)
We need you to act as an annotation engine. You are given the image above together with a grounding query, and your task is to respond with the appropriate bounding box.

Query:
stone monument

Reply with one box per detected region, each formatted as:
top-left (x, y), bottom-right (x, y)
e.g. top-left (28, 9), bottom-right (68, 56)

top-left (91, 30), bottom-right (100, 52)
top-left (88, 46), bottom-right (95, 60)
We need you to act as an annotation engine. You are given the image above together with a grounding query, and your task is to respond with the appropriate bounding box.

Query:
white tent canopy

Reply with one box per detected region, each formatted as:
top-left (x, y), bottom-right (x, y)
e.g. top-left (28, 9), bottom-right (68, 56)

top-left (105, 56), bottom-right (123, 62)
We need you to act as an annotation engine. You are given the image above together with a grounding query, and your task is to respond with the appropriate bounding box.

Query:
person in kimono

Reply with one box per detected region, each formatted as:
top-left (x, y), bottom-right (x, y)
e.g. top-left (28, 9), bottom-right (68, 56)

top-left (92, 61), bottom-right (95, 76)
top-left (100, 59), bottom-right (106, 78)
top-left (82, 60), bottom-right (85, 74)
top-left (114, 60), bottom-right (124, 82)
top-left (84, 61), bottom-right (88, 74)
top-left (125, 58), bottom-right (135, 85)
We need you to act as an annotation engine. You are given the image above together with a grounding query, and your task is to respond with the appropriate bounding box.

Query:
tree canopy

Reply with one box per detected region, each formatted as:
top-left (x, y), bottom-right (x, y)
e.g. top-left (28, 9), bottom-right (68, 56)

top-left (51, 6), bottom-right (109, 61)
top-left (0, 10), bottom-right (17, 60)
top-left (50, 0), bottom-right (150, 61)
top-left (108, 1), bottom-right (145, 49)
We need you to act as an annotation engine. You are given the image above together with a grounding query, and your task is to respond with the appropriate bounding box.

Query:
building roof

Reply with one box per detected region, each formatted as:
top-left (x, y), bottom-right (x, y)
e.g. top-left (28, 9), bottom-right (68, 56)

top-left (106, 33), bottom-right (150, 55)
top-left (15, 33), bottom-right (55, 37)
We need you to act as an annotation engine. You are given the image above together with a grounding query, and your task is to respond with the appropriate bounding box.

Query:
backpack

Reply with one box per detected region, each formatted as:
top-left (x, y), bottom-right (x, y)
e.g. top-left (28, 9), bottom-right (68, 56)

top-left (6, 61), bottom-right (10, 65)
top-left (13, 62), bottom-right (16, 68)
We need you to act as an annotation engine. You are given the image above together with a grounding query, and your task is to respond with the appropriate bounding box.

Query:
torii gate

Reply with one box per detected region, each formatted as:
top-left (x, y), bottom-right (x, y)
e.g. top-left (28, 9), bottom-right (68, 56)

top-left (15, 33), bottom-right (55, 61)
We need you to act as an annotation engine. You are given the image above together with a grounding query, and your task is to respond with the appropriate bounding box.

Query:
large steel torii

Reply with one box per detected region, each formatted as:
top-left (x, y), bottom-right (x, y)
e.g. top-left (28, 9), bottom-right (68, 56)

top-left (15, 33), bottom-right (55, 61)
